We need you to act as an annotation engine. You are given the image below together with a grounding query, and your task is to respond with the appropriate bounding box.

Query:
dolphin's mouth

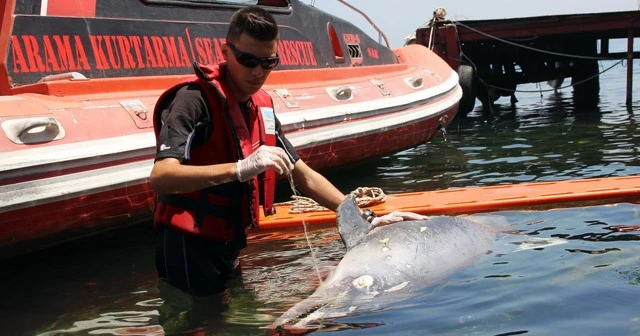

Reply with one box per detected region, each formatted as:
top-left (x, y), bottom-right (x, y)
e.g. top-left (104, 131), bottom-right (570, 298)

top-left (270, 303), bottom-right (326, 336)
top-left (274, 301), bottom-right (330, 327)
top-left (271, 320), bottom-right (384, 336)
top-left (273, 277), bottom-right (385, 329)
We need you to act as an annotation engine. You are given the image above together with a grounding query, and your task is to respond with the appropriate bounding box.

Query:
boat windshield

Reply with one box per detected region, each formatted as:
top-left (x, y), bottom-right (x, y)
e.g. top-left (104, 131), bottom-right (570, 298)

top-left (182, 0), bottom-right (259, 4)
top-left (145, 0), bottom-right (289, 7)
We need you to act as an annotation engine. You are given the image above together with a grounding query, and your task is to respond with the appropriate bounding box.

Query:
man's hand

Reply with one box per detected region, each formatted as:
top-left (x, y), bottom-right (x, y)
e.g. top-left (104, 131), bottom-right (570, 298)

top-left (236, 145), bottom-right (294, 182)
top-left (371, 211), bottom-right (429, 226)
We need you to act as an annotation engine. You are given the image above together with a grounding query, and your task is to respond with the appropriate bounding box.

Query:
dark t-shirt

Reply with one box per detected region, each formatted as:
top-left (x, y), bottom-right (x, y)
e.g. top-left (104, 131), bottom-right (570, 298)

top-left (155, 83), bottom-right (300, 163)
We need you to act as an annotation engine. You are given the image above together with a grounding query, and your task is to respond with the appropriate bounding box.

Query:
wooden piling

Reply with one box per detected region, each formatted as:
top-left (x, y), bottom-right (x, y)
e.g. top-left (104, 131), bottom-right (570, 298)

top-left (627, 28), bottom-right (634, 106)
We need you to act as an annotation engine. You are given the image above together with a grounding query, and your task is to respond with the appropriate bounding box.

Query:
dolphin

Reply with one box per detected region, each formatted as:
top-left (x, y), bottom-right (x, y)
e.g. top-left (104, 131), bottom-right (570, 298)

top-left (272, 195), bottom-right (500, 329)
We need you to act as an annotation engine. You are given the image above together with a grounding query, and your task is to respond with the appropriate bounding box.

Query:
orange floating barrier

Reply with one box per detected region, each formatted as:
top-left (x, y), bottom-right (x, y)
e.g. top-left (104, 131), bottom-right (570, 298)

top-left (259, 176), bottom-right (640, 229)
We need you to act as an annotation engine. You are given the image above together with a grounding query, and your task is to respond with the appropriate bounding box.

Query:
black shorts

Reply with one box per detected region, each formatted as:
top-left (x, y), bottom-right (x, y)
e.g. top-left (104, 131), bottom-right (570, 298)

top-left (155, 225), bottom-right (241, 296)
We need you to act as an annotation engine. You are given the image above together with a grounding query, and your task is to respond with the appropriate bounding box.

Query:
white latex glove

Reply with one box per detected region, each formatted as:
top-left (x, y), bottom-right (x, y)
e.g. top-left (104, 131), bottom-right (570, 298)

top-left (371, 211), bottom-right (429, 227)
top-left (236, 145), bottom-right (294, 182)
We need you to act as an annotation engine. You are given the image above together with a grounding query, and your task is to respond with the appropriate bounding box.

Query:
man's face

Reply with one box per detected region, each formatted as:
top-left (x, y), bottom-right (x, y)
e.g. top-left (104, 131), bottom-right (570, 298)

top-left (223, 33), bottom-right (278, 101)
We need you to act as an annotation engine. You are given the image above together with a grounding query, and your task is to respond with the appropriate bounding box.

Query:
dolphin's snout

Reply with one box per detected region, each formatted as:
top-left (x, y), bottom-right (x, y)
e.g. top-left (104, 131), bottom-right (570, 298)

top-left (272, 301), bottom-right (329, 329)
top-left (267, 323), bottom-right (319, 336)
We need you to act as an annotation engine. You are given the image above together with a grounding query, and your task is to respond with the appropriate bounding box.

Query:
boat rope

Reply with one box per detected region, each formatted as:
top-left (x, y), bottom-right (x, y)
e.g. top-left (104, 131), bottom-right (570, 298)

top-left (302, 219), bottom-right (324, 284)
top-left (350, 186), bottom-right (387, 207)
top-left (277, 187), bottom-right (387, 213)
top-left (446, 21), bottom-right (626, 95)
top-left (452, 20), bottom-right (620, 61)
top-left (427, 8), bottom-right (448, 50)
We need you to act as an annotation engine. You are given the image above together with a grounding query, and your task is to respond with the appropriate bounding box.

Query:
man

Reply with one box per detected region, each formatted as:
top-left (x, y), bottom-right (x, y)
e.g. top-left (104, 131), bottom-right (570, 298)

top-left (150, 6), bottom-right (423, 296)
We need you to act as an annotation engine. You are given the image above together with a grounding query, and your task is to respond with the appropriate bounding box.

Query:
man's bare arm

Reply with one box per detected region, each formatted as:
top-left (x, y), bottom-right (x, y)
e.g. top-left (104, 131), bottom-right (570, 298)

top-left (150, 158), bottom-right (237, 194)
top-left (291, 160), bottom-right (346, 211)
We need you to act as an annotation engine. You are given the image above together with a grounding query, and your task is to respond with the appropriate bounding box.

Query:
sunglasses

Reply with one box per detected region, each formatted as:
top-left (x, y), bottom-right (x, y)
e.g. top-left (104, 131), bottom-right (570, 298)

top-left (227, 43), bottom-right (280, 70)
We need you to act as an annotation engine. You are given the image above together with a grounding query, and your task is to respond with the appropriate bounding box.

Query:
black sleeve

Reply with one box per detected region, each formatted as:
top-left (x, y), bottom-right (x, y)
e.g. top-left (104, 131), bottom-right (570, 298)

top-left (275, 116), bottom-right (300, 164)
top-left (155, 84), bottom-right (209, 162)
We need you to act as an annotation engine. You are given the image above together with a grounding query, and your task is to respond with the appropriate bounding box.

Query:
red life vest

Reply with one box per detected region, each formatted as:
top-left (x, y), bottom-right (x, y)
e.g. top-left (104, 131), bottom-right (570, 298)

top-left (152, 62), bottom-right (277, 247)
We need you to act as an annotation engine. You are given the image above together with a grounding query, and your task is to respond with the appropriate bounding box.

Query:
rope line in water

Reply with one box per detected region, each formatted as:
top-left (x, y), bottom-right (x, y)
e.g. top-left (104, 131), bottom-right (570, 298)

top-left (302, 219), bottom-right (323, 284)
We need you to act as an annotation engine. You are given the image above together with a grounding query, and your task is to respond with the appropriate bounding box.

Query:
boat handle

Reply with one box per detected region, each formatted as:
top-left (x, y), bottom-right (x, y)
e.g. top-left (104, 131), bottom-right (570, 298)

top-left (41, 72), bottom-right (88, 82)
top-left (3, 117), bottom-right (61, 144)
top-left (409, 76), bottom-right (423, 88)
top-left (333, 86), bottom-right (352, 101)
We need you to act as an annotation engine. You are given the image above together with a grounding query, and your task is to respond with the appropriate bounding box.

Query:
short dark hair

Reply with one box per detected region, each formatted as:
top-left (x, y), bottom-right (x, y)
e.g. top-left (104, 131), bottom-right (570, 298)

top-left (227, 6), bottom-right (279, 43)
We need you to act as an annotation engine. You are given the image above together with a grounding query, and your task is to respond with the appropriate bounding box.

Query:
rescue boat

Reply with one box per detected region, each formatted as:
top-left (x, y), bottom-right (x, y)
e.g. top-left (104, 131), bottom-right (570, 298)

top-left (0, 0), bottom-right (461, 258)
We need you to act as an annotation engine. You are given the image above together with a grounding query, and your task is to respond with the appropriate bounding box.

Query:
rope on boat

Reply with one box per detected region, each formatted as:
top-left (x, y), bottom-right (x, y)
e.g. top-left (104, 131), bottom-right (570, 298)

top-left (453, 21), bottom-right (620, 61)
top-left (427, 8), bottom-right (448, 50)
top-left (350, 186), bottom-right (387, 207)
top-left (277, 187), bottom-right (387, 213)
top-left (447, 20), bottom-right (625, 95)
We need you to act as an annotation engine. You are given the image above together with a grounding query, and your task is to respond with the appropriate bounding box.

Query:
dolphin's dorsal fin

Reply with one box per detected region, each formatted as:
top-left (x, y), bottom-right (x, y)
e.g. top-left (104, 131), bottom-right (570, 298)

top-left (337, 195), bottom-right (373, 250)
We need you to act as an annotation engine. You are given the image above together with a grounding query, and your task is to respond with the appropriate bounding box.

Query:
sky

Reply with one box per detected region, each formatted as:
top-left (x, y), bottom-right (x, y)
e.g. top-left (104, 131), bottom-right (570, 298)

top-left (302, 0), bottom-right (639, 48)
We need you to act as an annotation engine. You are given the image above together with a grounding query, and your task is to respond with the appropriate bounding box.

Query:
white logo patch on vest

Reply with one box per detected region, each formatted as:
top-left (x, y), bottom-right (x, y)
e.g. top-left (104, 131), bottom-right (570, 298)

top-left (260, 107), bottom-right (276, 135)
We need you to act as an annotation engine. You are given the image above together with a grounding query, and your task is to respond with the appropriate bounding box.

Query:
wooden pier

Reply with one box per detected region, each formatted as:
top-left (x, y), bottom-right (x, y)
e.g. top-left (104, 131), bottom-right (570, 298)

top-left (413, 10), bottom-right (640, 115)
